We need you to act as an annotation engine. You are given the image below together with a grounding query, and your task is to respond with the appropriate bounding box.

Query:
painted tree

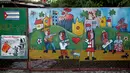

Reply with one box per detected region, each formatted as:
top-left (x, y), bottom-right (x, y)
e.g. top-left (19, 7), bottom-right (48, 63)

top-left (109, 9), bottom-right (116, 16)
top-left (39, 11), bottom-right (44, 19)
top-left (124, 40), bottom-right (130, 50)
top-left (95, 9), bottom-right (102, 27)
top-left (80, 10), bottom-right (88, 19)
top-left (109, 9), bottom-right (116, 27)
top-left (80, 10), bottom-right (88, 27)
top-left (95, 9), bottom-right (101, 17)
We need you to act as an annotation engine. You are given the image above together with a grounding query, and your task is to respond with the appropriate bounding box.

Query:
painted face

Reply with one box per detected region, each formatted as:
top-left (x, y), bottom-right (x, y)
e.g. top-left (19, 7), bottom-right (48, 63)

top-left (47, 30), bottom-right (50, 35)
top-left (117, 36), bottom-right (121, 40)
top-left (103, 32), bottom-right (108, 39)
top-left (62, 32), bottom-right (65, 40)
top-left (60, 32), bottom-right (65, 41)
top-left (45, 30), bottom-right (50, 36)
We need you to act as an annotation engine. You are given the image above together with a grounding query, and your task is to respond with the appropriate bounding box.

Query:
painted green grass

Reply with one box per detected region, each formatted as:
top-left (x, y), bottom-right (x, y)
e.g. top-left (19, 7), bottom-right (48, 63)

top-left (30, 25), bottom-right (130, 50)
top-left (30, 25), bottom-right (83, 50)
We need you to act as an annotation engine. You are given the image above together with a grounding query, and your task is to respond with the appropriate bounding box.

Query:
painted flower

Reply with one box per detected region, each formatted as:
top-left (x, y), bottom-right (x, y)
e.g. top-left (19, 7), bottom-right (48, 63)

top-left (124, 36), bottom-right (128, 41)
top-left (37, 38), bottom-right (42, 44)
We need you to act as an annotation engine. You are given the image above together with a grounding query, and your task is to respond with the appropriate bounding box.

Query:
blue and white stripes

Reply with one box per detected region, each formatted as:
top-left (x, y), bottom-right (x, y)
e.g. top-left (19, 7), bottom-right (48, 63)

top-left (4, 10), bottom-right (20, 20)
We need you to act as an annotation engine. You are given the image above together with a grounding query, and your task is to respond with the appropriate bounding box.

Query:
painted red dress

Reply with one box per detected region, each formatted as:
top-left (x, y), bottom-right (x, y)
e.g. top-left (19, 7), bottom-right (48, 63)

top-left (86, 30), bottom-right (95, 52)
top-left (102, 32), bottom-right (109, 44)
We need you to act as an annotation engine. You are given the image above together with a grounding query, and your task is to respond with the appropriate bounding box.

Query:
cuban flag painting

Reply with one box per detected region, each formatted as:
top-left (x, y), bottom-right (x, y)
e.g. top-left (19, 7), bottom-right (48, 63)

top-left (4, 10), bottom-right (20, 20)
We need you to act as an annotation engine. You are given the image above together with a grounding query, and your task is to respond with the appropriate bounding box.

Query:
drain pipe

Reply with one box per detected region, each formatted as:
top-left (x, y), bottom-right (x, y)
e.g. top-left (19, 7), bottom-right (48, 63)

top-left (2, 4), bottom-right (4, 8)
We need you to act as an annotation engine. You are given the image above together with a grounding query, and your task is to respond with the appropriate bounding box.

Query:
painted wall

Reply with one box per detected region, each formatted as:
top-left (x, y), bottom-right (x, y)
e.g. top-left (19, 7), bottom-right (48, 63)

top-left (0, 8), bottom-right (129, 61)
top-left (0, 8), bottom-right (28, 59)
top-left (29, 8), bottom-right (130, 61)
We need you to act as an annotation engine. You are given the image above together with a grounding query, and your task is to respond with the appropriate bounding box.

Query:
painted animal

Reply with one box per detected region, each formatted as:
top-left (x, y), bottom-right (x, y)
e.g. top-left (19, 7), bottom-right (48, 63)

top-left (70, 50), bottom-right (80, 59)
top-left (121, 53), bottom-right (129, 59)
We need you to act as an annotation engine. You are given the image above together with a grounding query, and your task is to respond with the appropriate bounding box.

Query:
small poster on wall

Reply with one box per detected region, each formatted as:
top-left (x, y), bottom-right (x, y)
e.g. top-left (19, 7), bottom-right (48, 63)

top-left (0, 35), bottom-right (28, 59)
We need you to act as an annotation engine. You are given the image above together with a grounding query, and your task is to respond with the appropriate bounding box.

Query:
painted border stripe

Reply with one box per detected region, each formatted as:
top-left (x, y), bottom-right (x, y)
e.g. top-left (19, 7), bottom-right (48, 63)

top-left (6, 11), bottom-right (19, 15)
top-left (7, 14), bottom-right (19, 16)
top-left (6, 16), bottom-right (19, 18)
top-left (5, 18), bottom-right (19, 20)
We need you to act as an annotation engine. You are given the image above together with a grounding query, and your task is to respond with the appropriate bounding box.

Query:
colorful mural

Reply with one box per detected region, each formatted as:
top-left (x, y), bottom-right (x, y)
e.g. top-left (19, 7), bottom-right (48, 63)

top-left (29, 8), bottom-right (130, 61)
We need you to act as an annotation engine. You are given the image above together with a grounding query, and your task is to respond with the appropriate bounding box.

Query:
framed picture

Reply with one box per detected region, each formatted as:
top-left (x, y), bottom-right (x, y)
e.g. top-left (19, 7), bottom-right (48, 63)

top-left (0, 35), bottom-right (28, 59)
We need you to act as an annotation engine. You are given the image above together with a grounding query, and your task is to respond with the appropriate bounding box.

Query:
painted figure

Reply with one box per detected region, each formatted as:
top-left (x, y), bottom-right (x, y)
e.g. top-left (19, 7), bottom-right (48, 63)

top-left (101, 30), bottom-right (112, 53)
top-left (59, 30), bottom-right (69, 59)
top-left (113, 32), bottom-right (124, 54)
top-left (58, 8), bottom-right (74, 32)
top-left (116, 18), bottom-right (128, 32)
top-left (44, 29), bottom-right (56, 53)
top-left (85, 24), bottom-right (96, 60)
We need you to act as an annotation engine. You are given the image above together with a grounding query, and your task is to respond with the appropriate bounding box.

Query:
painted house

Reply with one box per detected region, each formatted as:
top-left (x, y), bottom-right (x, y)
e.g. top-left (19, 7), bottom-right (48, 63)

top-left (35, 19), bottom-right (43, 30)
top-left (85, 20), bottom-right (97, 29)
top-left (107, 17), bottom-right (112, 27)
top-left (52, 10), bottom-right (58, 25)
top-left (43, 16), bottom-right (51, 27)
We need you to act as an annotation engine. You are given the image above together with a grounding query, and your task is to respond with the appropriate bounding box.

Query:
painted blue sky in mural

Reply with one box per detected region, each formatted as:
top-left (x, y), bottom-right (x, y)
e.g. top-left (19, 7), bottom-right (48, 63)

top-left (28, 8), bottom-right (130, 33)
top-left (100, 8), bottom-right (130, 32)
top-left (28, 8), bottom-right (50, 33)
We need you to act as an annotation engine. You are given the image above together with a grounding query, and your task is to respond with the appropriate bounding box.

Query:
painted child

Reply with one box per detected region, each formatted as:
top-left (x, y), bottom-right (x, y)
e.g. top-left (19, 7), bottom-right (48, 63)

top-left (113, 32), bottom-right (124, 54)
top-left (59, 30), bottom-right (69, 59)
top-left (44, 29), bottom-right (56, 53)
top-left (85, 24), bottom-right (96, 60)
top-left (101, 30), bottom-right (112, 53)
